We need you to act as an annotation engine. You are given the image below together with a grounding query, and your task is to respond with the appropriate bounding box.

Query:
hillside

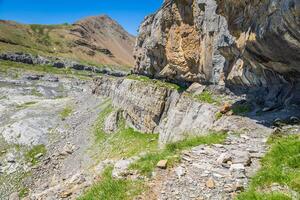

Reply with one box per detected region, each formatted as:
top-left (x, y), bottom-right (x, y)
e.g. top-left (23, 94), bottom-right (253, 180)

top-left (0, 15), bottom-right (135, 69)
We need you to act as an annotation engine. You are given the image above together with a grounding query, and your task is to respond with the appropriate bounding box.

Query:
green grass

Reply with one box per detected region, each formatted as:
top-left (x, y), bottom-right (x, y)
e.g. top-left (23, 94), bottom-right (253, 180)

top-left (24, 144), bottom-right (47, 165)
top-left (18, 187), bottom-right (29, 198)
top-left (16, 101), bottom-right (37, 109)
top-left (130, 132), bottom-right (227, 177)
top-left (237, 134), bottom-right (300, 200)
top-left (92, 102), bottom-right (159, 160)
top-left (59, 106), bottom-right (73, 120)
top-left (78, 166), bottom-right (144, 200)
top-left (0, 60), bottom-right (93, 80)
top-left (215, 112), bottom-right (223, 120)
top-left (127, 74), bottom-right (187, 92)
top-left (30, 88), bottom-right (43, 97)
top-left (194, 91), bottom-right (221, 105)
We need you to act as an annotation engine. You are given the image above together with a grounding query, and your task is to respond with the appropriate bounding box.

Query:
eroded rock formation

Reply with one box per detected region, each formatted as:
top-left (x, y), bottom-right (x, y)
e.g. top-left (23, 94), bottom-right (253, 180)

top-left (92, 76), bottom-right (274, 146)
top-left (133, 0), bottom-right (300, 107)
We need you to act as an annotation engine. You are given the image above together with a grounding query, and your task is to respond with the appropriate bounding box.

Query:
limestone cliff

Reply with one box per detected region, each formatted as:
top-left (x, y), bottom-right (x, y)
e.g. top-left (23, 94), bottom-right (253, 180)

top-left (92, 76), bottom-right (273, 146)
top-left (133, 0), bottom-right (300, 107)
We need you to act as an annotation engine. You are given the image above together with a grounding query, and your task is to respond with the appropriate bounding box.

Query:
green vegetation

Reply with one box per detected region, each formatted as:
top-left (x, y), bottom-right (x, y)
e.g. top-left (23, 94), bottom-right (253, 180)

top-left (130, 132), bottom-right (227, 176)
top-left (232, 104), bottom-right (252, 115)
top-left (18, 187), bottom-right (29, 198)
top-left (25, 144), bottom-right (47, 165)
top-left (215, 111), bottom-right (223, 120)
top-left (0, 60), bottom-right (93, 80)
top-left (127, 74), bottom-right (187, 92)
top-left (79, 166), bottom-right (144, 200)
top-left (30, 88), bottom-right (43, 97)
top-left (16, 101), bottom-right (37, 109)
top-left (92, 102), bottom-right (158, 160)
top-left (194, 91), bottom-right (221, 105)
top-left (59, 106), bottom-right (73, 120)
top-left (0, 22), bottom-right (131, 71)
top-left (237, 134), bottom-right (300, 200)
top-left (85, 101), bottom-right (228, 199)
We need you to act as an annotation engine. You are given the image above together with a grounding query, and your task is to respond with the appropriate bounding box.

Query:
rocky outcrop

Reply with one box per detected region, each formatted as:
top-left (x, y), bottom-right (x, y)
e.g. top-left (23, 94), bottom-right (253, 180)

top-left (133, 0), bottom-right (300, 107)
top-left (0, 52), bottom-right (129, 77)
top-left (93, 76), bottom-right (273, 146)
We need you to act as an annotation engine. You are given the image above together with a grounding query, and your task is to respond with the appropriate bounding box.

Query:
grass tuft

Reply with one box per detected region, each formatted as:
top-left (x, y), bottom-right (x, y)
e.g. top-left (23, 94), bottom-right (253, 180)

top-left (16, 101), bottom-right (37, 109)
top-left (194, 91), bottom-right (221, 105)
top-left (59, 106), bottom-right (73, 120)
top-left (78, 166), bottom-right (144, 200)
top-left (25, 144), bottom-right (46, 165)
top-left (18, 187), bottom-right (29, 198)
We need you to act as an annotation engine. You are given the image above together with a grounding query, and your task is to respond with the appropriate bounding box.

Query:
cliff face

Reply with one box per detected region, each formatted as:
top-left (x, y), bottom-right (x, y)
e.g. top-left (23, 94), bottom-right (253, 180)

top-left (133, 0), bottom-right (300, 107)
top-left (92, 76), bottom-right (274, 146)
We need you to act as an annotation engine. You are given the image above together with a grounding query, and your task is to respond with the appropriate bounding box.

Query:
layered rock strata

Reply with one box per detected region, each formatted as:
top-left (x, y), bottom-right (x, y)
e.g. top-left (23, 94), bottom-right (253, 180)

top-left (93, 76), bottom-right (273, 146)
top-left (133, 0), bottom-right (300, 108)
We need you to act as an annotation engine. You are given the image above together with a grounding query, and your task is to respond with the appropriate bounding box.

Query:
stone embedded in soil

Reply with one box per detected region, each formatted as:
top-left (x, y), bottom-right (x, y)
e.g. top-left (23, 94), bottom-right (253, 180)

top-left (175, 166), bottom-right (186, 178)
top-left (157, 160), bottom-right (168, 169)
top-left (206, 178), bottom-right (215, 189)
top-left (216, 153), bottom-right (232, 164)
top-left (9, 192), bottom-right (19, 200)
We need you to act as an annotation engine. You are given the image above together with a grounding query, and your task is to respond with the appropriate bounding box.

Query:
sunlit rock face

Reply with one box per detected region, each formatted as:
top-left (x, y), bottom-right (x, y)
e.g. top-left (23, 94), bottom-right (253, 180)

top-left (134, 0), bottom-right (300, 107)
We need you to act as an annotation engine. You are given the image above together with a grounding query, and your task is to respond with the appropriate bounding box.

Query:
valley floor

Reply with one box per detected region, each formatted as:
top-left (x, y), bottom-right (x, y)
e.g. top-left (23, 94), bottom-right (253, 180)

top-left (0, 64), bottom-right (299, 200)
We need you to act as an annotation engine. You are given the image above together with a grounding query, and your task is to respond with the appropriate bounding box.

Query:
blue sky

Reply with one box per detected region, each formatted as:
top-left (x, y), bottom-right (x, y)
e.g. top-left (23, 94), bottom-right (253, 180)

top-left (0, 0), bottom-right (163, 35)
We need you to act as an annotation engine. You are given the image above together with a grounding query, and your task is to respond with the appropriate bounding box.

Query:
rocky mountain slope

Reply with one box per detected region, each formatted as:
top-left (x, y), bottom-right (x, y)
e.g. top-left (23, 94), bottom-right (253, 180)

top-left (0, 15), bottom-right (135, 68)
top-left (134, 0), bottom-right (300, 108)
top-left (0, 1), bottom-right (299, 200)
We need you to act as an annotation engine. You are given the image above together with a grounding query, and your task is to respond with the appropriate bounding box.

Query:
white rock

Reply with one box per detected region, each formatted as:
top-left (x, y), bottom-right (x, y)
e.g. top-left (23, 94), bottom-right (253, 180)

top-left (216, 153), bottom-right (232, 164)
top-left (175, 166), bottom-right (186, 178)
top-left (230, 164), bottom-right (245, 171)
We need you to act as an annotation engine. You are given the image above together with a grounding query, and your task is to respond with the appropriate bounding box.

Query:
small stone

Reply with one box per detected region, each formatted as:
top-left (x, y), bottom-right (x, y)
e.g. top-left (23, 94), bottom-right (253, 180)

top-left (157, 160), bottom-right (168, 169)
top-left (9, 192), bottom-right (19, 200)
top-left (234, 182), bottom-right (244, 191)
top-left (60, 191), bottom-right (72, 198)
top-left (220, 103), bottom-right (231, 114)
top-left (34, 153), bottom-right (43, 159)
top-left (216, 153), bottom-right (232, 164)
top-left (175, 166), bottom-right (186, 178)
top-left (206, 178), bottom-right (215, 189)
top-left (6, 153), bottom-right (16, 163)
top-left (187, 83), bottom-right (206, 95)
top-left (230, 163), bottom-right (245, 172)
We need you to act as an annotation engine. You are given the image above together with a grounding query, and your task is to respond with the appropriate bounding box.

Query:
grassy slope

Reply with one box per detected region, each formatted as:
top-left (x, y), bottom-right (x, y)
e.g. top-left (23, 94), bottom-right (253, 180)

top-left (237, 134), bottom-right (300, 200)
top-left (0, 22), bottom-right (131, 71)
top-left (81, 101), bottom-right (228, 199)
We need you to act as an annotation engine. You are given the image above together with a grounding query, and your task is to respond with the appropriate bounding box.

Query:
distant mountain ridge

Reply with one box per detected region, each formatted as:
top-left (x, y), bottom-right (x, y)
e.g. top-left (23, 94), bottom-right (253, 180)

top-left (0, 15), bottom-right (135, 69)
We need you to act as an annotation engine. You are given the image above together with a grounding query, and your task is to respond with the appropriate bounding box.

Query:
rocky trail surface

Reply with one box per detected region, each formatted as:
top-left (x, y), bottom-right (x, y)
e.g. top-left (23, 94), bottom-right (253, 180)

top-left (152, 131), bottom-right (271, 200)
top-left (0, 71), bottom-right (107, 200)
